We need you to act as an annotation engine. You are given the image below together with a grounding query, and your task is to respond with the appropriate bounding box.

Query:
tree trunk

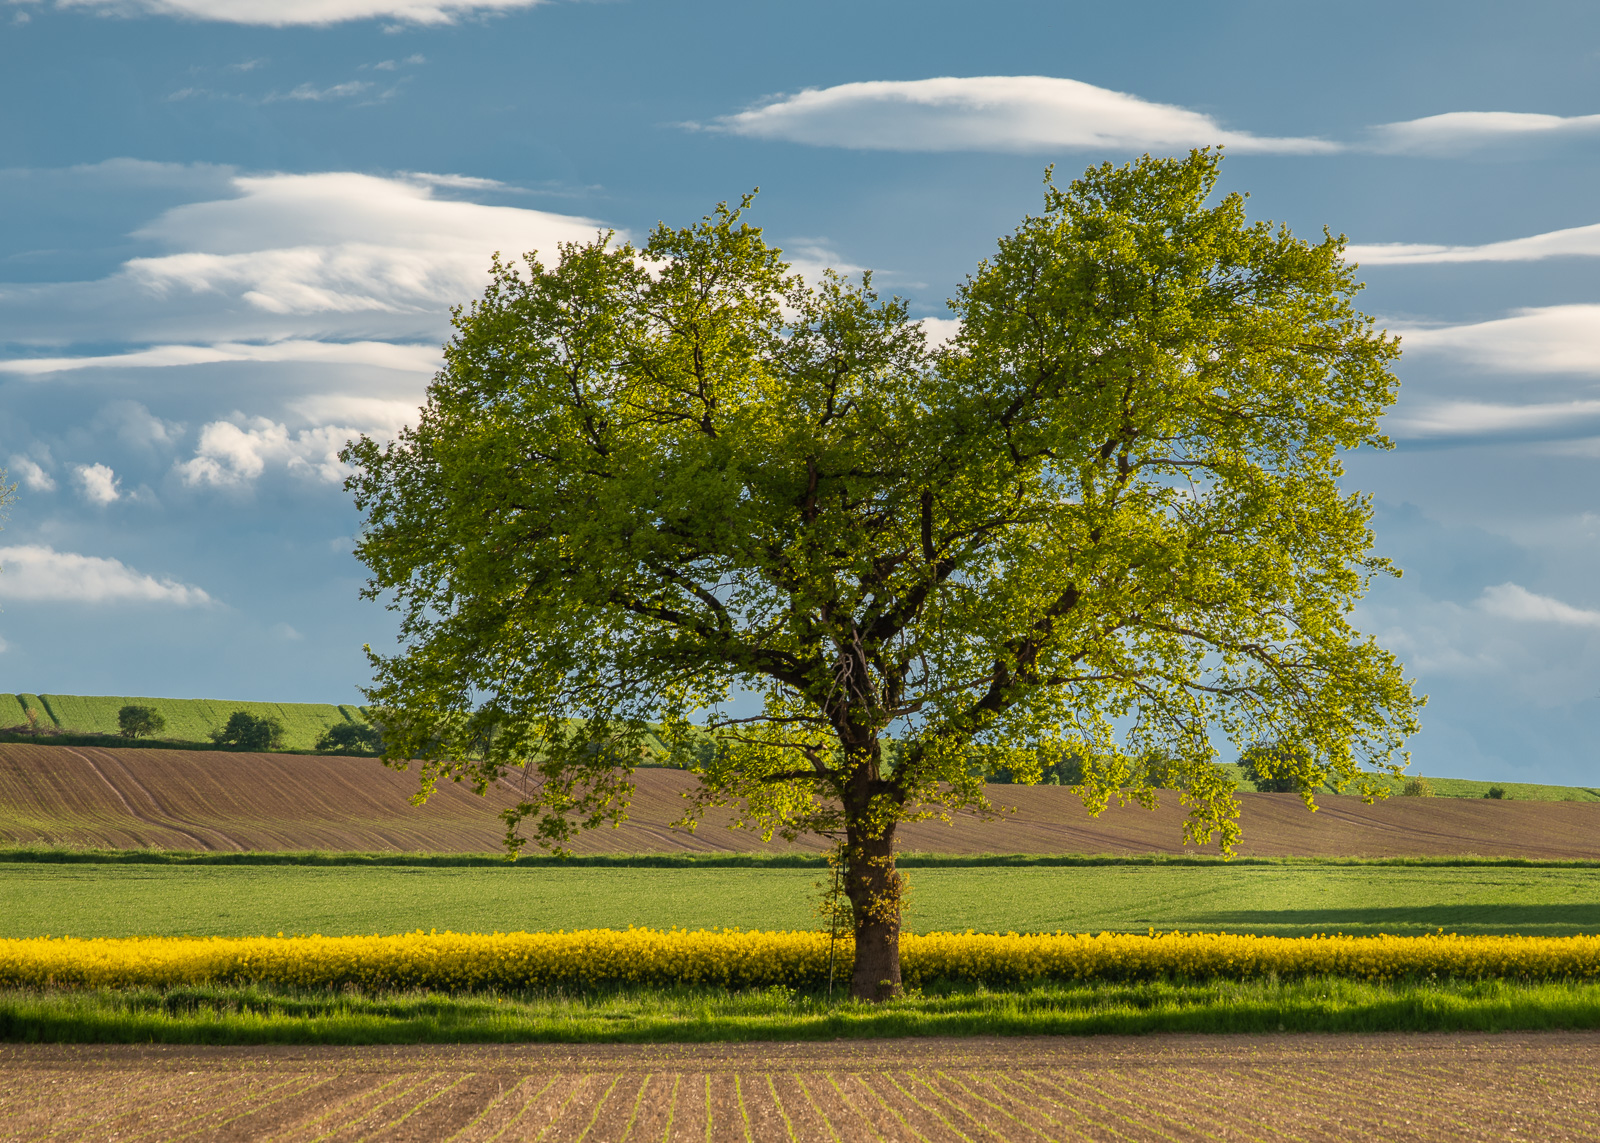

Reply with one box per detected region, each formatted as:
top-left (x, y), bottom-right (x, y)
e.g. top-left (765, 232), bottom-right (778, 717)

top-left (844, 819), bottom-right (904, 1001)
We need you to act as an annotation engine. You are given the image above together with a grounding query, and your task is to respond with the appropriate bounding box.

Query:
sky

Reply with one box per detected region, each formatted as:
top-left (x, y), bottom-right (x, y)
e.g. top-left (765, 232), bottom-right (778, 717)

top-left (1, 0), bottom-right (1599, 786)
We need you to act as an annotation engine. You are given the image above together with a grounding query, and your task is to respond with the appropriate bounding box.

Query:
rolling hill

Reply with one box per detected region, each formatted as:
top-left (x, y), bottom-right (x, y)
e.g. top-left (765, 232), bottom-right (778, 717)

top-left (2, 743), bottom-right (1598, 859)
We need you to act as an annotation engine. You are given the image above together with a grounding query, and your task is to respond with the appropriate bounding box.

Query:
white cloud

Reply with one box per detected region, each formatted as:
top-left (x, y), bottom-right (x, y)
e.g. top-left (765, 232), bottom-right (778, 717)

top-left (1387, 399), bottom-right (1600, 440)
top-left (1371, 110), bottom-right (1600, 155)
top-left (0, 545), bottom-right (212, 605)
top-left (0, 170), bottom-right (611, 350)
top-left (7, 456), bottom-right (55, 493)
top-left (0, 340), bottom-right (440, 376)
top-left (1394, 306), bottom-right (1600, 375)
top-left (99, 401), bottom-right (184, 450)
top-left (1349, 221), bottom-right (1600, 266)
top-left (262, 80), bottom-right (374, 103)
top-left (1477, 583), bottom-right (1600, 629)
top-left (779, 239), bottom-right (868, 285)
top-left (712, 76), bottom-right (1338, 155)
top-left (47, 0), bottom-right (543, 27)
top-left (74, 463), bottom-right (121, 505)
top-left (918, 317), bottom-right (963, 348)
top-left (125, 170), bottom-right (605, 326)
top-left (176, 415), bottom-right (377, 487)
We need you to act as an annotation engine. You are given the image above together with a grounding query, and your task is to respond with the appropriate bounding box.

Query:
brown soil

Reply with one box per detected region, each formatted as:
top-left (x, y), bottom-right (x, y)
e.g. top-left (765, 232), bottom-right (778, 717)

top-left (2, 1034), bottom-right (1596, 1141)
top-left (3, 742), bottom-right (1599, 859)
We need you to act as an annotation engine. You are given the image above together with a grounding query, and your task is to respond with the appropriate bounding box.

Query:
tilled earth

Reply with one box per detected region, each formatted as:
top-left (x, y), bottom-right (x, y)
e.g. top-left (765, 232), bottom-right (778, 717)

top-left (2, 1033), bottom-right (1595, 1141)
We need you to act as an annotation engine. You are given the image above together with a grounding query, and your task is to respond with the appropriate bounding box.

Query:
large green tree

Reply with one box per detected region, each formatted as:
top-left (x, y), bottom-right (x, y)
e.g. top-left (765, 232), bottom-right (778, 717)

top-left (344, 151), bottom-right (1421, 1000)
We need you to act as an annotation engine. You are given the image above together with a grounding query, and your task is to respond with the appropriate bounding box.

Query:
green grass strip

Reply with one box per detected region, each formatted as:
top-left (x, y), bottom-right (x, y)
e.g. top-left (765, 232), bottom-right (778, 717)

top-left (4, 846), bottom-right (1600, 869)
top-left (5, 978), bottom-right (1600, 1044)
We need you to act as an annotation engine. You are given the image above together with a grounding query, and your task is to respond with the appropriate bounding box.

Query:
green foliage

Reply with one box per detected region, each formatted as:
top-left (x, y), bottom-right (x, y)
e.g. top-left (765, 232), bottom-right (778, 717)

top-left (343, 150), bottom-right (1422, 995)
top-left (116, 705), bottom-right (165, 739)
top-left (209, 711), bottom-right (286, 752)
top-left (1403, 777), bottom-right (1435, 798)
top-left (315, 722), bottom-right (382, 756)
top-left (1485, 786), bottom-right (1507, 800)
top-left (1238, 742), bottom-right (1315, 794)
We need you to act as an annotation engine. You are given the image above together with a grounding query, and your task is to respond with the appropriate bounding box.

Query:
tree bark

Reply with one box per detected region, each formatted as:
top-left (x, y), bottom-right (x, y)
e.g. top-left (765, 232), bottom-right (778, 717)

top-left (845, 819), bottom-right (904, 1001)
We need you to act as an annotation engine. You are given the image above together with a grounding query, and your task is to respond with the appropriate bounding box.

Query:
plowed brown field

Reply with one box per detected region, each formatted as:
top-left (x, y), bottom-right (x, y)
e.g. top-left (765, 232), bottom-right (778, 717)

top-left (3, 743), bottom-right (1599, 858)
top-left (3, 1034), bottom-right (1597, 1141)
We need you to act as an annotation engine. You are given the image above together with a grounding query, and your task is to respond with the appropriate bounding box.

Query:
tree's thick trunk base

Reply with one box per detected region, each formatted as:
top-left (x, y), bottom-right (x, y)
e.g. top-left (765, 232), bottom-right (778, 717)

top-left (850, 919), bottom-right (903, 1002)
top-left (845, 824), bottom-right (906, 1003)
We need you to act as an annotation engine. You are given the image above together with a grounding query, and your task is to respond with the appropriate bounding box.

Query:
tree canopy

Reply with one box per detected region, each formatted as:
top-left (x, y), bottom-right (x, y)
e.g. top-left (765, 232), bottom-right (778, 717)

top-left (210, 711), bottom-right (285, 752)
top-left (117, 704), bottom-right (166, 740)
top-left (344, 150), bottom-right (1422, 1000)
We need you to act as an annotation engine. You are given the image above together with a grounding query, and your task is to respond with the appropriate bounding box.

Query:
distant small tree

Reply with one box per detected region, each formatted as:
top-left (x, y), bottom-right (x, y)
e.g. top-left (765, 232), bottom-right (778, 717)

top-left (315, 722), bottom-right (383, 755)
top-left (1401, 776), bottom-right (1433, 797)
top-left (210, 711), bottom-right (285, 752)
top-left (1238, 742), bottom-right (1312, 794)
top-left (1484, 785), bottom-right (1507, 800)
top-left (117, 705), bottom-right (166, 740)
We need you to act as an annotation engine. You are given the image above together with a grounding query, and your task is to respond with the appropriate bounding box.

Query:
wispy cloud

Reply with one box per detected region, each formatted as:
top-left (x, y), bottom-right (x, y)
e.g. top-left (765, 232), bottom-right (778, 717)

top-left (1348, 221), bottom-right (1600, 266)
top-left (0, 545), bottom-right (212, 605)
top-left (1395, 305), bottom-right (1600, 375)
top-left (262, 80), bottom-right (374, 103)
top-left (1476, 582), bottom-right (1600, 628)
top-left (1388, 399), bottom-right (1600, 441)
top-left (7, 456), bottom-right (55, 493)
top-left (0, 340), bottom-right (440, 376)
top-left (709, 76), bottom-right (1339, 155)
top-left (1371, 110), bottom-right (1600, 156)
top-left (47, 0), bottom-right (543, 27)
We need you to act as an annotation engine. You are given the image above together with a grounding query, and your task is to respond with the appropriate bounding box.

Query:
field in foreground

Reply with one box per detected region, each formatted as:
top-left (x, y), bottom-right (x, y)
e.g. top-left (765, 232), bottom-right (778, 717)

top-left (6, 860), bottom-right (1600, 939)
top-left (2, 1032), bottom-right (1594, 1141)
top-left (5, 743), bottom-right (1600, 858)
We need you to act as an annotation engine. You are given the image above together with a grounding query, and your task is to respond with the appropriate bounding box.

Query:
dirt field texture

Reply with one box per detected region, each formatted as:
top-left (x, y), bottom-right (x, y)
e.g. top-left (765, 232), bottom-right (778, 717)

top-left (5, 744), bottom-right (1600, 859)
top-left (1, 1033), bottom-right (1594, 1142)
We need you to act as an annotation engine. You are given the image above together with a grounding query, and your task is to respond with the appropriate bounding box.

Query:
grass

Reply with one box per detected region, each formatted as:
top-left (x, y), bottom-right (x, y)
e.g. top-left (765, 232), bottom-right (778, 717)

top-left (0, 694), bottom-right (371, 751)
top-left (6, 977), bottom-right (1600, 1044)
top-left (6, 860), bottom-right (1600, 940)
top-left (8, 846), bottom-right (1600, 868)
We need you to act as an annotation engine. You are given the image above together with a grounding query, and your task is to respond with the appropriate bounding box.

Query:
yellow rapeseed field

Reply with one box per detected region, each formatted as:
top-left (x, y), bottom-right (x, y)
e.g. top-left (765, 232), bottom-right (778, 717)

top-left (4, 929), bottom-right (1600, 991)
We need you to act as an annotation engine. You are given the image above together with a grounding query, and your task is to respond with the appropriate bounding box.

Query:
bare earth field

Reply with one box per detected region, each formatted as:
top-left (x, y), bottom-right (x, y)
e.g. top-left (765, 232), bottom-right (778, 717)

top-left (0, 1033), bottom-right (1593, 1141)
top-left (2, 743), bottom-right (1599, 858)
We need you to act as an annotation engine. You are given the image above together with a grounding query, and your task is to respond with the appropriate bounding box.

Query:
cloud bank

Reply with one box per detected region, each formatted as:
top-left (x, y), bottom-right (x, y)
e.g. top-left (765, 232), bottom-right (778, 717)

top-left (46, 0), bottom-right (542, 26)
top-left (0, 545), bottom-right (212, 605)
top-left (713, 76), bottom-right (1338, 155)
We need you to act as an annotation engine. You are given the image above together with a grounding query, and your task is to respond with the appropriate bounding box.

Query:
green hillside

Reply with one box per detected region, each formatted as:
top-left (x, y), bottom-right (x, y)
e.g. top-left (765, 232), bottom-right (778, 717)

top-left (0, 694), bottom-right (370, 751)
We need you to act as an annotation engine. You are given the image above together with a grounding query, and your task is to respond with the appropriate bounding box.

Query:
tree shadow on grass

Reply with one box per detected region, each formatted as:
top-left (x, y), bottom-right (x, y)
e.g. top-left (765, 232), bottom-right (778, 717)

top-left (1187, 904), bottom-right (1600, 936)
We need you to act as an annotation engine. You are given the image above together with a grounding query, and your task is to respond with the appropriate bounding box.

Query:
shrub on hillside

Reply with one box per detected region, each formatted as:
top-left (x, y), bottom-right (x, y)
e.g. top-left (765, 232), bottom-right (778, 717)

top-left (210, 711), bottom-right (285, 752)
top-left (315, 722), bottom-right (382, 756)
top-left (1485, 786), bottom-right (1507, 799)
top-left (117, 705), bottom-right (165, 740)
top-left (1238, 742), bottom-right (1313, 793)
top-left (1402, 777), bottom-right (1434, 797)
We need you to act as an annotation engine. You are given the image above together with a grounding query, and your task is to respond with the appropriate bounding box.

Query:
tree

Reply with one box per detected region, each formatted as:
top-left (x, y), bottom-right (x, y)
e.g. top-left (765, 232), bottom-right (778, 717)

top-left (316, 721), bottom-right (383, 755)
top-left (210, 711), bottom-right (285, 752)
top-left (1238, 741), bottom-right (1314, 793)
top-left (117, 704), bottom-right (166, 740)
top-left (344, 150), bottom-right (1421, 1001)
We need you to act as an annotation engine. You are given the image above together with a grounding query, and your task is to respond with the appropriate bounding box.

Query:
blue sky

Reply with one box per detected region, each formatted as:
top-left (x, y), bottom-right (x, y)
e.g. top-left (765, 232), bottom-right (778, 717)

top-left (2, 0), bottom-right (1600, 785)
